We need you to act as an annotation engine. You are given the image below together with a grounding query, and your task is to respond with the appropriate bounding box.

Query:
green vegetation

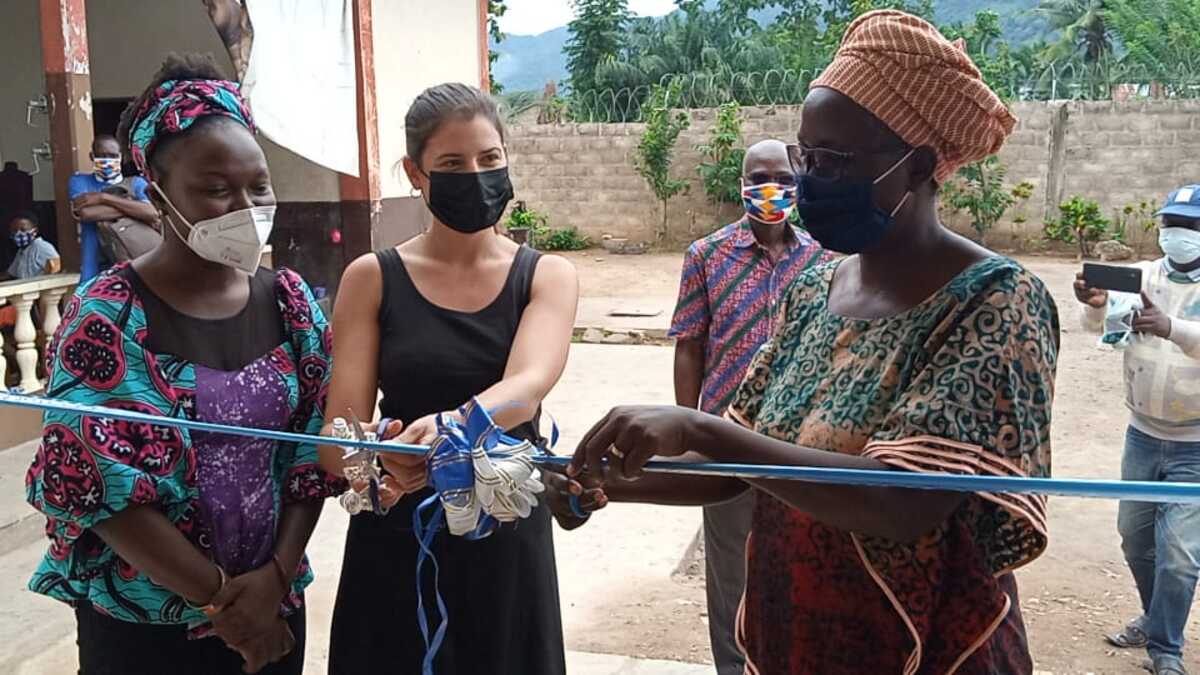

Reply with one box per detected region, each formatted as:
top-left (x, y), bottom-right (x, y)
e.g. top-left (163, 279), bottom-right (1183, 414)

top-left (565, 0), bottom-right (631, 96)
top-left (550, 0), bottom-right (1200, 122)
top-left (536, 226), bottom-right (591, 251)
top-left (633, 83), bottom-right (691, 241)
top-left (488, 2), bottom-right (507, 93)
top-left (1111, 198), bottom-right (1157, 244)
top-left (1044, 196), bottom-right (1112, 257)
top-left (505, 201), bottom-right (590, 251)
top-left (695, 102), bottom-right (745, 206)
top-left (1106, 0), bottom-right (1200, 80)
top-left (941, 157), bottom-right (1033, 245)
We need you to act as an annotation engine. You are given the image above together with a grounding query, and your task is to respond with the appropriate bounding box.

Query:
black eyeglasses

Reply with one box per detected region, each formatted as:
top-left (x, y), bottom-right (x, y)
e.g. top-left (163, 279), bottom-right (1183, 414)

top-left (786, 143), bottom-right (910, 181)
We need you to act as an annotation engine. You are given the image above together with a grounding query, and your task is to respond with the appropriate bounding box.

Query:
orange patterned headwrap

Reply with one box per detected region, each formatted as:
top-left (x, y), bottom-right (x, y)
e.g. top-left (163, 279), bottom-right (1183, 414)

top-left (811, 10), bottom-right (1017, 183)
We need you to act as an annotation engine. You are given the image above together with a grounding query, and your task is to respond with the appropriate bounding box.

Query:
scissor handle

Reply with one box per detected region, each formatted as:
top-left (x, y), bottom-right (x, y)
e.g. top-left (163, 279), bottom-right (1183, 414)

top-left (376, 417), bottom-right (396, 442)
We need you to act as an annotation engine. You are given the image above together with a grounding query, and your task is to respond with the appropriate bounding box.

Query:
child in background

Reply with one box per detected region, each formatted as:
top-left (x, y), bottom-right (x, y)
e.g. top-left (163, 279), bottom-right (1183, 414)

top-left (4, 211), bottom-right (60, 281)
top-left (2, 211), bottom-right (61, 386)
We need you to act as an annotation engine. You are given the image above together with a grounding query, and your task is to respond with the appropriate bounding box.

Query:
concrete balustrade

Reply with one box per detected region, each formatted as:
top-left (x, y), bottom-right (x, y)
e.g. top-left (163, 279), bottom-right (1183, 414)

top-left (0, 274), bottom-right (79, 393)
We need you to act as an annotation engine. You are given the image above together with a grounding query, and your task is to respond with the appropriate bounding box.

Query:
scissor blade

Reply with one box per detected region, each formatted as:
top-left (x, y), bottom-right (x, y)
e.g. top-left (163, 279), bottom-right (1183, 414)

top-left (346, 408), bottom-right (367, 441)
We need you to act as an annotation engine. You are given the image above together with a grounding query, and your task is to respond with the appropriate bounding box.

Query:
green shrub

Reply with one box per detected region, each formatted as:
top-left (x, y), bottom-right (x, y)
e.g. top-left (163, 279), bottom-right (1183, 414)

top-left (505, 201), bottom-right (589, 251)
top-left (1044, 196), bottom-right (1111, 258)
top-left (696, 102), bottom-right (745, 206)
top-left (1111, 199), bottom-right (1157, 245)
top-left (940, 156), bottom-right (1032, 246)
top-left (537, 226), bottom-right (590, 251)
top-left (506, 201), bottom-right (547, 232)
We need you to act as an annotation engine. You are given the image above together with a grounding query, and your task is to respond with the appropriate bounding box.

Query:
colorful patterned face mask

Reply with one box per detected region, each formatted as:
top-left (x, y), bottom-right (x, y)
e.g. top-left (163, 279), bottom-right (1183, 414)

top-left (741, 181), bottom-right (798, 225)
top-left (93, 157), bottom-right (122, 182)
top-left (11, 230), bottom-right (35, 249)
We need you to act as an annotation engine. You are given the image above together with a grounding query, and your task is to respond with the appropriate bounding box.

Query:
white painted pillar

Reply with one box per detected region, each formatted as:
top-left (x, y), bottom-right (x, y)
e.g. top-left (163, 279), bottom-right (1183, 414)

top-left (13, 292), bottom-right (41, 392)
top-left (40, 287), bottom-right (69, 347)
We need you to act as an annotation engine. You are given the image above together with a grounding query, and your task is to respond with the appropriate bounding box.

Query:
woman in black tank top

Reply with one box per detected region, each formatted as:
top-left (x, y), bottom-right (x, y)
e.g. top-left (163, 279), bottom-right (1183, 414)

top-left (318, 83), bottom-right (584, 674)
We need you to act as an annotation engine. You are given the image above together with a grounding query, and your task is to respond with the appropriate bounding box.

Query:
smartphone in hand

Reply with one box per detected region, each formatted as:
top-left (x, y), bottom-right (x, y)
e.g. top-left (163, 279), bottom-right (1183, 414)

top-left (1082, 263), bottom-right (1142, 294)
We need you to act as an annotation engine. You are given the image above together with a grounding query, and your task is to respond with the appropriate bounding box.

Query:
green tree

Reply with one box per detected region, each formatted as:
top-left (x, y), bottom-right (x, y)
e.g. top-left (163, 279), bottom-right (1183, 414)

top-left (488, 1), bottom-right (507, 94)
top-left (595, 5), bottom-right (783, 92)
top-left (943, 10), bottom-right (1039, 100)
top-left (696, 102), bottom-right (745, 207)
top-left (743, 0), bottom-right (934, 74)
top-left (1106, 0), bottom-right (1200, 80)
top-left (634, 83), bottom-right (691, 241)
top-left (1037, 0), bottom-right (1113, 66)
top-left (941, 156), bottom-right (1028, 245)
top-left (565, 0), bottom-right (630, 95)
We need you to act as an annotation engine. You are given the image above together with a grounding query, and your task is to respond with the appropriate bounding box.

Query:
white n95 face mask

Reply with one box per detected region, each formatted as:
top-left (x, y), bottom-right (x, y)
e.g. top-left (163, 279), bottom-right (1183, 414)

top-left (153, 182), bottom-right (276, 274)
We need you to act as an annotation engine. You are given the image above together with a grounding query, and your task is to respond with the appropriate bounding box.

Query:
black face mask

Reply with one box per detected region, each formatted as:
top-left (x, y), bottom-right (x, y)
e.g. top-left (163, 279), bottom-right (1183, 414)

top-left (424, 167), bottom-right (514, 234)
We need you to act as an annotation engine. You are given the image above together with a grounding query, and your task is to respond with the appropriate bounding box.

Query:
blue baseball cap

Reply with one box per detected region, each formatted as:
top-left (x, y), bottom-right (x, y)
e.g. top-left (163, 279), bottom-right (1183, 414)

top-left (1157, 184), bottom-right (1200, 219)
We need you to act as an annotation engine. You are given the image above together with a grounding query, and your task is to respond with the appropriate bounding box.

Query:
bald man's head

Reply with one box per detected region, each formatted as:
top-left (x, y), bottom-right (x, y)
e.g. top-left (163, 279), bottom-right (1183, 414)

top-left (742, 139), bottom-right (793, 185)
top-left (92, 134), bottom-right (121, 159)
top-left (739, 139), bottom-right (800, 226)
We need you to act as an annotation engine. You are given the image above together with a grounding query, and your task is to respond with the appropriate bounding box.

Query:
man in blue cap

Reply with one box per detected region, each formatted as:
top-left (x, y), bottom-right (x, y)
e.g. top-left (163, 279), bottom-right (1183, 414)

top-left (1076, 184), bottom-right (1200, 675)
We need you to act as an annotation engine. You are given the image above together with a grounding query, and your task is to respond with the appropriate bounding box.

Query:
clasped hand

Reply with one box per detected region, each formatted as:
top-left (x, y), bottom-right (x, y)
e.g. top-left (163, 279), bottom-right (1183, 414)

top-left (208, 565), bottom-right (293, 673)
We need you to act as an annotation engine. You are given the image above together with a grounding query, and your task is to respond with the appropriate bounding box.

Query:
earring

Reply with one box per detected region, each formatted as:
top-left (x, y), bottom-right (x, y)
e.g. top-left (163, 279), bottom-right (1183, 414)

top-left (410, 187), bottom-right (421, 199)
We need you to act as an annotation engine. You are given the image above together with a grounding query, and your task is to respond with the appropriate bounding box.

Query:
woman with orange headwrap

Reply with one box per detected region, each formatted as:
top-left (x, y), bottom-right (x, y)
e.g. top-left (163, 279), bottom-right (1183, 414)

top-left (555, 10), bottom-right (1060, 674)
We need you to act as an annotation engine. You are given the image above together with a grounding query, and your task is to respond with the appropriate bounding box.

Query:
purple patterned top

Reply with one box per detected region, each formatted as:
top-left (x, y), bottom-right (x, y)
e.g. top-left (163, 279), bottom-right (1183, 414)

top-left (193, 356), bottom-right (291, 575)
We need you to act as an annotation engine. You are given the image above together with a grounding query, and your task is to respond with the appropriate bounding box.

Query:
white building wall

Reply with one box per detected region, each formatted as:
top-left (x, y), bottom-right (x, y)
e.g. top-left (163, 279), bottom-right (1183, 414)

top-left (373, 0), bottom-right (483, 200)
top-left (0, 0), bottom-right (339, 203)
top-left (0, 1), bottom-right (50, 198)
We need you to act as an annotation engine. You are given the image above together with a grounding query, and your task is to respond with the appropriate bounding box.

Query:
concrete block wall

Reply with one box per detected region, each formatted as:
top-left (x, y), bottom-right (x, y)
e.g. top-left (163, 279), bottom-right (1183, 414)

top-left (507, 101), bottom-right (1200, 249)
top-left (506, 106), bottom-right (804, 244)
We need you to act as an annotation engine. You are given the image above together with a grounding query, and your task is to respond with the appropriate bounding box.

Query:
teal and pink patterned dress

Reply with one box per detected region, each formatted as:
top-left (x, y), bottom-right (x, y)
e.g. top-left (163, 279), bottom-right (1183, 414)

top-left (25, 264), bottom-right (344, 628)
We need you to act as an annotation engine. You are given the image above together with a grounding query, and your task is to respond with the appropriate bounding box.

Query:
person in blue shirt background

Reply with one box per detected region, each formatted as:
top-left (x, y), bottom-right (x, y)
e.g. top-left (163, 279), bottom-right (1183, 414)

top-left (67, 133), bottom-right (159, 280)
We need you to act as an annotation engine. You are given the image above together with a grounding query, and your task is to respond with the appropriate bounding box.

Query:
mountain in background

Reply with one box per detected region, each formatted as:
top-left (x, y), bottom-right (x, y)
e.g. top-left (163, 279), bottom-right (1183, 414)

top-left (492, 26), bottom-right (573, 94)
top-left (492, 0), bottom-right (1046, 93)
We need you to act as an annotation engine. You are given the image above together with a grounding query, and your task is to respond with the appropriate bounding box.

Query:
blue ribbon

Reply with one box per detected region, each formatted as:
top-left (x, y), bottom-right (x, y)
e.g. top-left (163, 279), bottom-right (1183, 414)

top-left (412, 493), bottom-right (448, 675)
top-left (6, 391), bottom-right (1200, 503)
top-left (410, 401), bottom-right (536, 674)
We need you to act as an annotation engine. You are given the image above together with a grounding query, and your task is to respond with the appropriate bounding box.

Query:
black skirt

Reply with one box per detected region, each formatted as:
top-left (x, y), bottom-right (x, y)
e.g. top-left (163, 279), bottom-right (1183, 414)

top-left (327, 495), bottom-right (565, 675)
top-left (76, 602), bottom-right (306, 675)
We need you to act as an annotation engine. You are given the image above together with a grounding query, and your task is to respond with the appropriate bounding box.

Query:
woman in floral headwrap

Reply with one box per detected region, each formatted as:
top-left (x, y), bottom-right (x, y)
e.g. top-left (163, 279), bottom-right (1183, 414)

top-left (24, 53), bottom-right (342, 674)
top-left (567, 11), bottom-right (1060, 675)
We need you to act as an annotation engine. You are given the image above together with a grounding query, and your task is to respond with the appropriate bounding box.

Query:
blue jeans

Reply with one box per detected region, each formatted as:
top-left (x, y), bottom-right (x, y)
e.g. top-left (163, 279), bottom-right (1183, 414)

top-left (1119, 425), bottom-right (1200, 661)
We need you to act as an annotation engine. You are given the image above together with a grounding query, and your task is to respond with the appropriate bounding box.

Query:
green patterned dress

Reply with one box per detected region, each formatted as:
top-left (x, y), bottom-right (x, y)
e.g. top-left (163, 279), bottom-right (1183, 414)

top-left (727, 255), bottom-right (1059, 674)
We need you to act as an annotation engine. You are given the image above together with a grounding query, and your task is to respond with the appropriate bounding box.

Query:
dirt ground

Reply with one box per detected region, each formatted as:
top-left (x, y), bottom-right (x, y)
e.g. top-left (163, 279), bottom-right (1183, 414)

top-left (562, 249), bottom-right (1199, 675)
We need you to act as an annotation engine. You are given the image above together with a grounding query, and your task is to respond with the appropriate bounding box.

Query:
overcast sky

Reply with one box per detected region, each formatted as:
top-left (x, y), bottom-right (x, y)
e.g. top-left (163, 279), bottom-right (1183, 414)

top-left (497, 0), bottom-right (678, 36)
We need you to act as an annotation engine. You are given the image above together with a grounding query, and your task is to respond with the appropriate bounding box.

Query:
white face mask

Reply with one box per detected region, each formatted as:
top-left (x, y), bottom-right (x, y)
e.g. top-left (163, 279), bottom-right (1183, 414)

top-left (152, 182), bottom-right (275, 274)
top-left (1159, 226), bottom-right (1200, 266)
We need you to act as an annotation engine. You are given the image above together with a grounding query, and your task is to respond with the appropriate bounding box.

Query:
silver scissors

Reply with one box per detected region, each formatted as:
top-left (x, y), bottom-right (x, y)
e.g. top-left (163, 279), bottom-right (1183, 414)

top-left (339, 409), bottom-right (389, 516)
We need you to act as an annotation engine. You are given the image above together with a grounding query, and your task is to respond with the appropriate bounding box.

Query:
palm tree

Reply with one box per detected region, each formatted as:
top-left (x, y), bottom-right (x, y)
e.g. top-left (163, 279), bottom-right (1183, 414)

top-left (1038, 0), bottom-right (1113, 65)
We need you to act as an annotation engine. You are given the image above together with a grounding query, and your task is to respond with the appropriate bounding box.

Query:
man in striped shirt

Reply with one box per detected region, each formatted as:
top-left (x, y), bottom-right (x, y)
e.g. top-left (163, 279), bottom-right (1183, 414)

top-left (669, 139), bottom-right (831, 674)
